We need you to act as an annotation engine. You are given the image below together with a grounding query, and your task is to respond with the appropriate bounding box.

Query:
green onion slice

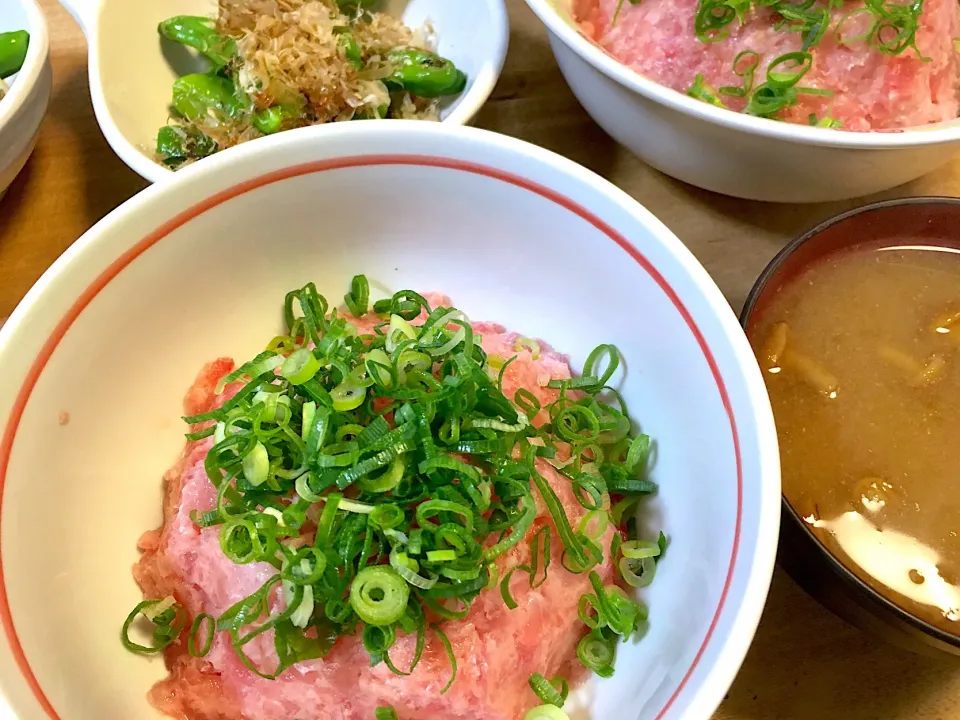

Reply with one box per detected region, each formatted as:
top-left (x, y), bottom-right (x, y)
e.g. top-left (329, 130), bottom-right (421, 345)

top-left (687, 73), bottom-right (726, 107)
top-left (525, 704), bottom-right (571, 720)
top-left (122, 597), bottom-right (186, 654)
top-left (529, 672), bottom-right (567, 707)
top-left (281, 348), bottom-right (322, 385)
top-left (432, 623), bottom-right (457, 693)
top-left (187, 612), bottom-right (216, 657)
top-left (350, 566), bottom-right (410, 625)
top-left (766, 51), bottom-right (813, 88)
top-left (125, 276), bottom-right (662, 690)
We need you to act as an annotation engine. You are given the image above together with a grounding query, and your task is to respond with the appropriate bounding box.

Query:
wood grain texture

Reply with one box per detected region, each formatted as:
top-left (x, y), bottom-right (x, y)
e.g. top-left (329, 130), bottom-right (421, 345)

top-left (3, 0), bottom-right (959, 717)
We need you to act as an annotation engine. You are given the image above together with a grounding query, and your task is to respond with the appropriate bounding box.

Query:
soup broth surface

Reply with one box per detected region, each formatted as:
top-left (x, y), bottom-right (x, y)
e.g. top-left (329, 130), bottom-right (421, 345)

top-left (750, 243), bottom-right (960, 634)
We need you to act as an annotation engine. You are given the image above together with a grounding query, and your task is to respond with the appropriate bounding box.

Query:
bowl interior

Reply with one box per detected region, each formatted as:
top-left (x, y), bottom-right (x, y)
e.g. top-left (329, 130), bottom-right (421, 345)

top-left (742, 197), bottom-right (960, 649)
top-left (0, 125), bottom-right (777, 720)
top-left (92, 0), bottom-right (501, 173)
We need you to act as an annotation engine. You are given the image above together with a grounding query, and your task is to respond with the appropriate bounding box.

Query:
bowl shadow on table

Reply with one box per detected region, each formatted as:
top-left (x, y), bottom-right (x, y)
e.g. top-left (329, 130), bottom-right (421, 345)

top-left (0, 152), bottom-right (38, 233)
top-left (0, 59), bottom-right (147, 317)
top-left (719, 567), bottom-right (960, 720)
top-left (667, 159), bottom-right (960, 231)
top-left (633, 157), bottom-right (960, 313)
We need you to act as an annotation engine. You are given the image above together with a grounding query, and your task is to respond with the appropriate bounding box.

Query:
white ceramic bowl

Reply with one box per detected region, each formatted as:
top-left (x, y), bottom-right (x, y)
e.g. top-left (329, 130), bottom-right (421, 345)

top-left (58, 0), bottom-right (508, 183)
top-left (0, 0), bottom-right (50, 198)
top-left (0, 122), bottom-right (779, 720)
top-left (524, 0), bottom-right (960, 203)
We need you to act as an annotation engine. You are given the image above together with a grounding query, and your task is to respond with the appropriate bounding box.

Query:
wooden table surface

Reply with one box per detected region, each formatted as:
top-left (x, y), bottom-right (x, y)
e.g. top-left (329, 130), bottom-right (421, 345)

top-left (4, 1), bottom-right (960, 717)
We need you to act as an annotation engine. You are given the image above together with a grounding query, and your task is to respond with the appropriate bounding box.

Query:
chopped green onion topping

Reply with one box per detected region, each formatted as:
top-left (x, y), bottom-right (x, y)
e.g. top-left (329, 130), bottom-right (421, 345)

top-left (122, 276), bottom-right (664, 693)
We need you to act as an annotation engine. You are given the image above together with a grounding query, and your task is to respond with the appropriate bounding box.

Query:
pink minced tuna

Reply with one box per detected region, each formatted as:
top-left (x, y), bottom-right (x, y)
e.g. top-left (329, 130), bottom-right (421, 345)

top-left (134, 295), bottom-right (615, 720)
top-left (575, 0), bottom-right (960, 130)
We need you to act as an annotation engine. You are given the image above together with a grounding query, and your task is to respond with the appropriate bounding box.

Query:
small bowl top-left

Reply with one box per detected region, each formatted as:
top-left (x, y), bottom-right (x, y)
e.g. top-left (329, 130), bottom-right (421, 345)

top-left (0, 0), bottom-right (51, 196)
top-left (58, 0), bottom-right (509, 184)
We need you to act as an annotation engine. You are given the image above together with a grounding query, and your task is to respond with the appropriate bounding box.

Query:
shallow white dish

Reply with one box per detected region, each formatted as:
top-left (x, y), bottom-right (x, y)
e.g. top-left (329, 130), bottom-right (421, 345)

top-left (0, 122), bottom-right (779, 719)
top-left (57, 0), bottom-right (508, 184)
top-left (0, 0), bottom-right (50, 198)
top-left (525, 0), bottom-right (960, 203)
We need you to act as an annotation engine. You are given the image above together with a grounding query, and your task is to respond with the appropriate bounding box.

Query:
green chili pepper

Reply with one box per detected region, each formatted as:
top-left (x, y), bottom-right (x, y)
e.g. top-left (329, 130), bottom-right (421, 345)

top-left (384, 48), bottom-right (467, 98)
top-left (158, 16), bottom-right (237, 68)
top-left (172, 73), bottom-right (247, 122)
top-left (156, 125), bottom-right (219, 167)
top-left (334, 28), bottom-right (363, 70)
top-left (252, 104), bottom-right (304, 134)
top-left (0, 30), bottom-right (29, 80)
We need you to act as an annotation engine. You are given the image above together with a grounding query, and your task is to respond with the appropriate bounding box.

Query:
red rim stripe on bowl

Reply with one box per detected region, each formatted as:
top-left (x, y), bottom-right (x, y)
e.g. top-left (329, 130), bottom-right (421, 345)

top-left (0, 155), bottom-right (743, 720)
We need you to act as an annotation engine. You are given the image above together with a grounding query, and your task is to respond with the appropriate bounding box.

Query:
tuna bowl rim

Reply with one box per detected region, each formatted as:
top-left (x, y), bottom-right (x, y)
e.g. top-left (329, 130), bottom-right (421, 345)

top-left (0, 121), bottom-right (780, 720)
top-left (524, 0), bottom-right (960, 149)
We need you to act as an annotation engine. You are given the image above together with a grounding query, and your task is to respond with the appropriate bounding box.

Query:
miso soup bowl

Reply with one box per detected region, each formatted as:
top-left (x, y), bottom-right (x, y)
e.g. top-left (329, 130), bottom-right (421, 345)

top-left (524, 0), bottom-right (960, 203)
top-left (0, 123), bottom-right (780, 718)
top-left (741, 196), bottom-right (960, 658)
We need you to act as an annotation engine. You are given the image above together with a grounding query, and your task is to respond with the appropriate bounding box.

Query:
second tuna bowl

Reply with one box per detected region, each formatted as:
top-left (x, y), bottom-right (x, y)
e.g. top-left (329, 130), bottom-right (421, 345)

top-left (58, 0), bottom-right (508, 183)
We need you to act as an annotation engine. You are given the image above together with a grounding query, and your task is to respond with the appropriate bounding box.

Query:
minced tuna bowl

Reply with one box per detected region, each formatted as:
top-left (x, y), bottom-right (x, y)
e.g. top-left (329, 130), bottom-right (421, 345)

top-left (125, 280), bottom-right (663, 720)
top-left (575, 0), bottom-right (960, 131)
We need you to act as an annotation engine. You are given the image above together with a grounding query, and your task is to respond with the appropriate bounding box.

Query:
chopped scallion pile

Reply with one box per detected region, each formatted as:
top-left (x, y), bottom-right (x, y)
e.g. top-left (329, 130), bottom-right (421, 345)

top-left (123, 276), bottom-right (664, 711)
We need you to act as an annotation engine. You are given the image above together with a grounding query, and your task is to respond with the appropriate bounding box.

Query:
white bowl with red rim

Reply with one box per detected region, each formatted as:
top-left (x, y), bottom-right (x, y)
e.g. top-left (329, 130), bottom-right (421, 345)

top-left (0, 121), bottom-right (779, 719)
top-left (524, 0), bottom-right (960, 203)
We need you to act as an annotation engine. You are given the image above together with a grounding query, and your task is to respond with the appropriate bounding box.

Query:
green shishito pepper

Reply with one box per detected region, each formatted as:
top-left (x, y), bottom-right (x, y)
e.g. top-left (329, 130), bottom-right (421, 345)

top-left (172, 73), bottom-right (248, 122)
top-left (156, 125), bottom-right (218, 167)
top-left (333, 28), bottom-right (363, 70)
top-left (252, 104), bottom-right (304, 134)
top-left (158, 16), bottom-right (236, 68)
top-left (384, 48), bottom-right (466, 98)
top-left (0, 30), bottom-right (29, 80)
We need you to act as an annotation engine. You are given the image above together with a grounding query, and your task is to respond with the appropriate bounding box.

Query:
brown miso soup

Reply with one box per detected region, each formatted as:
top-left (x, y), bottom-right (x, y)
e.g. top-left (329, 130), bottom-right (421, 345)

top-left (749, 241), bottom-right (960, 635)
